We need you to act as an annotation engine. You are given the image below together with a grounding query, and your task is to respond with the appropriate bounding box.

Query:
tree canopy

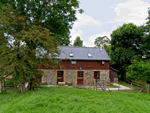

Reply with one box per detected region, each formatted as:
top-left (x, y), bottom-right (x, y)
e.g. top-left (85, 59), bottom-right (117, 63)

top-left (104, 44), bottom-right (111, 56)
top-left (94, 36), bottom-right (110, 48)
top-left (142, 8), bottom-right (150, 59)
top-left (110, 23), bottom-right (144, 80)
top-left (0, 0), bottom-right (82, 46)
top-left (73, 36), bottom-right (83, 47)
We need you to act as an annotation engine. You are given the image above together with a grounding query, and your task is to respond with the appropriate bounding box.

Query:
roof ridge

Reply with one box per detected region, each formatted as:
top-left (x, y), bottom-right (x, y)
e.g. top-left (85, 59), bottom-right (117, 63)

top-left (58, 46), bottom-right (99, 48)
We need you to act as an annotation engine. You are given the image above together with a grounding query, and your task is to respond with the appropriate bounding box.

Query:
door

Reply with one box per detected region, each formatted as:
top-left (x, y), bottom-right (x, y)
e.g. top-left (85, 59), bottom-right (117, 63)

top-left (57, 71), bottom-right (64, 84)
top-left (109, 71), bottom-right (114, 83)
top-left (77, 71), bottom-right (84, 85)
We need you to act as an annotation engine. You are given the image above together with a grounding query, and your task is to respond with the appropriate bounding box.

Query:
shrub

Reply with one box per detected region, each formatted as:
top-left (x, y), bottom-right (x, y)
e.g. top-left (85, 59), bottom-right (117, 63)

top-left (126, 59), bottom-right (150, 81)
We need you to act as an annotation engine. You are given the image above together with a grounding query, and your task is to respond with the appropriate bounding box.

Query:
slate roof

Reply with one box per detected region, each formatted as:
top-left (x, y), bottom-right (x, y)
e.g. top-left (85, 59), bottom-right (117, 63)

top-left (55, 46), bottom-right (111, 61)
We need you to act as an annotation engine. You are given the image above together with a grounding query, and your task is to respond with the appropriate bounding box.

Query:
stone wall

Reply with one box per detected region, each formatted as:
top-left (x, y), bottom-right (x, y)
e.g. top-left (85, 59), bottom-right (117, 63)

top-left (41, 69), bottom-right (109, 85)
top-left (65, 70), bottom-right (76, 85)
top-left (41, 69), bottom-right (56, 85)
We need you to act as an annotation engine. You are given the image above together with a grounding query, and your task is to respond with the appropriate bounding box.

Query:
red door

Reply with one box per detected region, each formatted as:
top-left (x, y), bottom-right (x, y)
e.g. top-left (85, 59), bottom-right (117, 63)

top-left (77, 71), bottom-right (84, 85)
top-left (57, 71), bottom-right (64, 84)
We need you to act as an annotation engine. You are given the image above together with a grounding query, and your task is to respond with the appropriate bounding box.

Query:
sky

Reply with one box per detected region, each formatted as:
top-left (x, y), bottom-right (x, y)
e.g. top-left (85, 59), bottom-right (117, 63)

top-left (70, 0), bottom-right (150, 47)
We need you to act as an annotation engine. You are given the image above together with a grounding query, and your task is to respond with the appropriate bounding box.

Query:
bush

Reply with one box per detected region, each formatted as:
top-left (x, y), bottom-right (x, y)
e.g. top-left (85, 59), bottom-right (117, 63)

top-left (126, 59), bottom-right (150, 81)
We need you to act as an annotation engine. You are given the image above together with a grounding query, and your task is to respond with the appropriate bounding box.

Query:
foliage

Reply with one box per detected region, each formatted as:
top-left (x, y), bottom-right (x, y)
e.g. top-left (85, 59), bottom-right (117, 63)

top-left (0, 0), bottom-right (83, 93)
top-left (0, 0), bottom-right (82, 46)
top-left (110, 23), bottom-right (144, 80)
top-left (94, 36), bottom-right (110, 48)
top-left (104, 44), bottom-right (111, 56)
top-left (126, 58), bottom-right (150, 81)
top-left (142, 8), bottom-right (150, 59)
top-left (0, 5), bottom-right (61, 93)
top-left (73, 36), bottom-right (83, 47)
top-left (1, 87), bottom-right (150, 112)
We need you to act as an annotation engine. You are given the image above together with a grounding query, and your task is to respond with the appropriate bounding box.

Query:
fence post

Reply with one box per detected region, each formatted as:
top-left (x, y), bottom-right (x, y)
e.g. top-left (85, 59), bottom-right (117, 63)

top-left (104, 79), bottom-right (106, 91)
top-left (94, 79), bottom-right (96, 90)
top-left (1, 80), bottom-right (5, 93)
top-left (55, 73), bottom-right (57, 86)
top-left (96, 79), bottom-right (97, 90)
top-left (131, 82), bottom-right (132, 89)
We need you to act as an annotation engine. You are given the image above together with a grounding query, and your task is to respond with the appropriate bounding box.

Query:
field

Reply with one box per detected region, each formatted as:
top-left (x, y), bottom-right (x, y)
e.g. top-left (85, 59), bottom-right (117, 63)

top-left (0, 86), bottom-right (150, 113)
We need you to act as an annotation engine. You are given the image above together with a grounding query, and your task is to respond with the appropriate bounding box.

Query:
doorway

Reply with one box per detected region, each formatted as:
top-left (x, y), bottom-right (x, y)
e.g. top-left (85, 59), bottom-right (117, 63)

top-left (57, 71), bottom-right (64, 84)
top-left (77, 71), bottom-right (85, 85)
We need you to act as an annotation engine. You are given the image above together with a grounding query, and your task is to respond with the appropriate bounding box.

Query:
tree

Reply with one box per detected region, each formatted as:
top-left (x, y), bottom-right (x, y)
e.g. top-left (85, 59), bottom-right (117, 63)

top-left (73, 36), bottom-right (83, 47)
top-left (110, 23), bottom-right (144, 80)
top-left (142, 8), bottom-right (150, 59)
top-left (0, 0), bottom-right (82, 46)
top-left (104, 44), bottom-right (111, 56)
top-left (94, 36), bottom-right (110, 48)
top-left (0, 0), bottom-right (83, 93)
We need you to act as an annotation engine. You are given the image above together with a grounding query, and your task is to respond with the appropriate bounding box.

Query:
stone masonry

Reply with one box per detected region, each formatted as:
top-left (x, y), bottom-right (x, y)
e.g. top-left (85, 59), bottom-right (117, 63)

top-left (41, 69), bottom-right (109, 85)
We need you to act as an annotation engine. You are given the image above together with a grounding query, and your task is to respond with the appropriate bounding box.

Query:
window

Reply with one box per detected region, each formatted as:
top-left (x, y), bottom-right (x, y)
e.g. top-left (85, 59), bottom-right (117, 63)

top-left (88, 53), bottom-right (92, 58)
top-left (78, 71), bottom-right (83, 77)
top-left (94, 71), bottom-right (100, 79)
top-left (69, 53), bottom-right (73, 57)
top-left (71, 61), bottom-right (76, 65)
top-left (58, 71), bottom-right (63, 77)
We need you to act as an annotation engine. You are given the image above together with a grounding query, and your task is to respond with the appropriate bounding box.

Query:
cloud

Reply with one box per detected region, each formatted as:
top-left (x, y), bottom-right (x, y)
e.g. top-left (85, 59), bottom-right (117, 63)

top-left (70, 29), bottom-right (83, 44)
top-left (109, 0), bottom-right (150, 26)
top-left (70, 13), bottom-right (103, 45)
top-left (73, 13), bottom-right (102, 30)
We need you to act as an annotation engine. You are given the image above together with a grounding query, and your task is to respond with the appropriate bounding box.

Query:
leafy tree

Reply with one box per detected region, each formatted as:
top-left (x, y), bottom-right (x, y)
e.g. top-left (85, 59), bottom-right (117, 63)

top-left (94, 36), bottom-right (110, 48)
top-left (0, 0), bottom-right (82, 46)
top-left (104, 44), bottom-right (111, 56)
top-left (110, 23), bottom-right (144, 80)
top-left (0, 0), bottom-right (82, 93)
top-left (126, 57), bottom-right (150, 81)
top-left (142, 8), bottom-right (150, 59)
top-left (73, 36), bottom-right (83, 47)
top-left (0, 5), bottom-right (62, 93)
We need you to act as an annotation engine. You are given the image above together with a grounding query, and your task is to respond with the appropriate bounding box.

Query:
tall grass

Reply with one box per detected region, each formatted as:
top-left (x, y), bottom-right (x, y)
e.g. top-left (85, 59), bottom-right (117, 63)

top-left (0, 86), bottom-right (150, 113)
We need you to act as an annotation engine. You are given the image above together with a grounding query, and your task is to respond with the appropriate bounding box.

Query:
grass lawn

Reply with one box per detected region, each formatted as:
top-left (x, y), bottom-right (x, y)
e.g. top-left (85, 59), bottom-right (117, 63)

top-left (0, 86), bottom-right (150, 113)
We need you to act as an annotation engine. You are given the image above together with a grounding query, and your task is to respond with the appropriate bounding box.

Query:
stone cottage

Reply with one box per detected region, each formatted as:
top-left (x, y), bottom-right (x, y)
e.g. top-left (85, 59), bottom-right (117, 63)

top-left (37, 46), bottom-right (111, 86)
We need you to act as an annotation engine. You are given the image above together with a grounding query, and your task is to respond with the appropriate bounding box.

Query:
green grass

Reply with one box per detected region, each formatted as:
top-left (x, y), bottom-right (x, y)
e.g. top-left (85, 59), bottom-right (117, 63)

top-left (108, 84), bottom-right (119, 88)
top-left (0, 86), bottom-right (150, 113)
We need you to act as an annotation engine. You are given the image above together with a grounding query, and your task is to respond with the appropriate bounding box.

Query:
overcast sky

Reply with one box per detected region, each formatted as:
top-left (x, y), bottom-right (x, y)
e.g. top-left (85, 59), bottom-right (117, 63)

top-left (70, 0), bottom-right (150, 47)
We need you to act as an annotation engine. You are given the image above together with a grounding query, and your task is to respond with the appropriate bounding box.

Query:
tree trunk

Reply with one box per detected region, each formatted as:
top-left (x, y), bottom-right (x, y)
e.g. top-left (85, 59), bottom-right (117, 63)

top-left (27, 78), bottom-right (39, 91)
top-left (1, 81), bottom-right (5, 93)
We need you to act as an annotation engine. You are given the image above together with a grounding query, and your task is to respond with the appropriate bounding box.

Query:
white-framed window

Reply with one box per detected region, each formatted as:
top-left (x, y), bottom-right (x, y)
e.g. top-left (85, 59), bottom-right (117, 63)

top-left (71, 61), bottom-right (76, 65)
